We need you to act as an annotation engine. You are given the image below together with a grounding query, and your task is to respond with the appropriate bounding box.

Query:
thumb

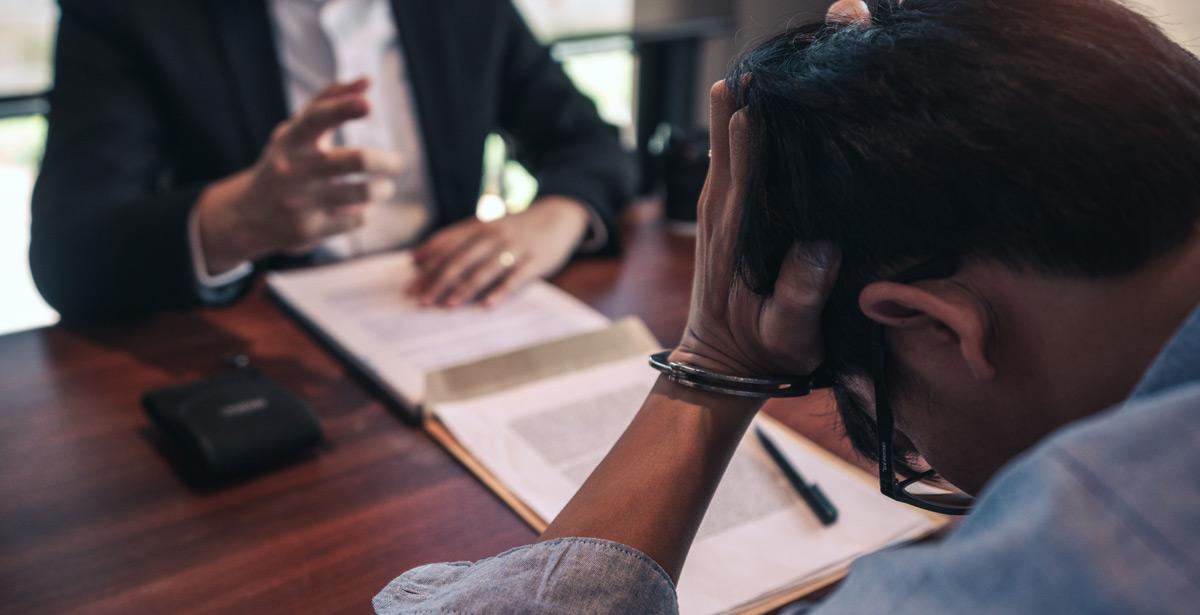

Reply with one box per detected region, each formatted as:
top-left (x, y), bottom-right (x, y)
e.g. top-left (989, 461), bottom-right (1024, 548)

top-left (775, 242), bottom-right (841, 308)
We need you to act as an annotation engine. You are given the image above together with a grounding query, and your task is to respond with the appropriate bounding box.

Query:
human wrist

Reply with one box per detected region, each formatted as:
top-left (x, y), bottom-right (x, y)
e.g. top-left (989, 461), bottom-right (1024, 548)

top-left (651, 375), bottom-right (764, 427)
top-left (669, 339), bottom-right (761, 379)
top-left (195, 172), bottom-right (263, 274)
top-left (670, 325), bottom-right (826, 381)
top-left (533, 195), bottom-right (590, 235)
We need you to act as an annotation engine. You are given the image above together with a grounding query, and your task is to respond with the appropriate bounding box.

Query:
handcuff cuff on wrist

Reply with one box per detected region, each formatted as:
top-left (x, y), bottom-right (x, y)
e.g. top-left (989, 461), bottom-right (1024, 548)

top-left (648, 350), bottom-right (833, 398)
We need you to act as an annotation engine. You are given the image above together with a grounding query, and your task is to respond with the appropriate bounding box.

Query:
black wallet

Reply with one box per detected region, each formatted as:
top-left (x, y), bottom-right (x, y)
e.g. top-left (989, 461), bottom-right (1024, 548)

top-left (143, 367), bottom-right (323, 482)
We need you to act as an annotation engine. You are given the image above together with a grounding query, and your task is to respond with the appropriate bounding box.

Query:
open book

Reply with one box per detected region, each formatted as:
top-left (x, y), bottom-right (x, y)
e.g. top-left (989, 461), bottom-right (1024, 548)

top-left (267, 251), bottom-right (609, 419)
top-left (269, 251), bottom-right (946, 615)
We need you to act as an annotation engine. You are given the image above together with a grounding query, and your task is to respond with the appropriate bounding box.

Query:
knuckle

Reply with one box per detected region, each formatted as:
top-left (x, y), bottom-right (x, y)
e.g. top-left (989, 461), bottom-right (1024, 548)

top-left (290, 217), bottom-right (316, 240)
top-left (301, 100), bottom-right (325, 121)
top-left (281, 196), bottom-right (305, 212)
top-left (307, 218), bottom-right (327, 238)
top-left (490, 224), bottom-right (513, 242)
top-left (292, 115), bottom-right (315, 136)
top-left (269, 157), bottom-right (292, 179)
top-left (442, 262), bottom-right (465, 280)
top-left (470, 267), bottom-right (493, 287)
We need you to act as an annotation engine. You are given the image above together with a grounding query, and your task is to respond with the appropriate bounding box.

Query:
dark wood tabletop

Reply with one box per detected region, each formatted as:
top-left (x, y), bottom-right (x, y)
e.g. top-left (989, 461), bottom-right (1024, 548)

top-left (0, 203), bottom-right (858, 614)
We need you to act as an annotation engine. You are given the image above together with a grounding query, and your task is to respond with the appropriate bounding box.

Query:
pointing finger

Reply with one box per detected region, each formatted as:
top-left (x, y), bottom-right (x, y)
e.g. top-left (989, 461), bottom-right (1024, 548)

top-left (283, 95), bottom-right (370, 147)
top-left (706, 80), bottom-right (739, 193)
top-left (727, 109), bottom-right (751, 212)
top-left (313, 77), bottom-right (370, 102)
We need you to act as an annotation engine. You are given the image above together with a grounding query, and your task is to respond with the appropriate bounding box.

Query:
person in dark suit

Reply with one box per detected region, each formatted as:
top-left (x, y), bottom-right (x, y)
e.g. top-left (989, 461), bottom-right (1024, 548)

top-left (31, 0), bottom-right (636, 318)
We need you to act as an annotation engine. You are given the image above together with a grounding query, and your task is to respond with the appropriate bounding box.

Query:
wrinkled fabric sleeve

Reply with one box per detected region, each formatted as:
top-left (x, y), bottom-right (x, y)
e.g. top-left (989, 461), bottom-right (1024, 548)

top-left (814, 385), bottom-right (1200, 614)
top-left (374, 538), bottom-right (677, 614)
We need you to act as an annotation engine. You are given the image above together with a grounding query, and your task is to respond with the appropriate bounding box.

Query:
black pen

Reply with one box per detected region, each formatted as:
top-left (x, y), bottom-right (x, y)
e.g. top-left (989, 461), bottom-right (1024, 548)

top-left (755, 427), bottom-right (839, 526)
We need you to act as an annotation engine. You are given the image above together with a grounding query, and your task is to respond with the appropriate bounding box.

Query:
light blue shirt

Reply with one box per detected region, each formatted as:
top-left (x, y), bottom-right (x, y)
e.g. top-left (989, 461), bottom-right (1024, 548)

top-left (375, 305), bottom-right (1200, 614)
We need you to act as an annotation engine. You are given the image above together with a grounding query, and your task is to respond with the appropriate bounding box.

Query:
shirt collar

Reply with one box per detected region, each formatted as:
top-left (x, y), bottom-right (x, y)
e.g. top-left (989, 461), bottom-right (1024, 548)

top-left (1129, 303), bottom-right (1200, 400)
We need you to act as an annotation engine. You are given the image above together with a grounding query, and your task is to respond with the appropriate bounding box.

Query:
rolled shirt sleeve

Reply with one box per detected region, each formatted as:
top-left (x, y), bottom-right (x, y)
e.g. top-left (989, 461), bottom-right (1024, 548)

top-left (374, 538), bottom-right (677, 614)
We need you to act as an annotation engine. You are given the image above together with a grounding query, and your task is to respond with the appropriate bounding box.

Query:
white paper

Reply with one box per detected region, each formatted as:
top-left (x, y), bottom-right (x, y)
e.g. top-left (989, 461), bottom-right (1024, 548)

top-left (267, 251), bottom-right (610, 406)
top-left (432, 356), bottom-right (938, 615)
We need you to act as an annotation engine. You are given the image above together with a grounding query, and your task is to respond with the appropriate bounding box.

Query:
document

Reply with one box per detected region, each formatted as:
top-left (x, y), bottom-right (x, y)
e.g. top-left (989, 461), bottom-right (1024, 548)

top-left (431, 355), bottom-right (939, 615)
top-left (267, 251), bottom-right (610, 411)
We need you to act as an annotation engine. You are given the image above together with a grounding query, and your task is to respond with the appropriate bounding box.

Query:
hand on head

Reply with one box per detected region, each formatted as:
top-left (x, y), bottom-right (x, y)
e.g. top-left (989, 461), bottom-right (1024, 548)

top-left (669, 80), bottom-right (839, 378)
top-left (826, 0), bottom-right (873, 25)
top-left (195, 78), bottom-right (404, 274)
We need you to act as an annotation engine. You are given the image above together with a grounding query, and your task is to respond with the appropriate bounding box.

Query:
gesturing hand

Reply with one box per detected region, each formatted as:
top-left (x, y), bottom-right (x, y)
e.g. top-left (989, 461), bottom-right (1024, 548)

top-left (196, 78), bottom-right (404, 275)
top-left (669, 82), bottom-right (840, 378)
top-left (407, 196), bottom-right (591, 308)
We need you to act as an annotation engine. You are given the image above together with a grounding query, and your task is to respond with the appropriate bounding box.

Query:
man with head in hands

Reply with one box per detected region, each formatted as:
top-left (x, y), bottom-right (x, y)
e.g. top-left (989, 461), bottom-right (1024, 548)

top-left (31, 0), bottom-right (633, 318)
top-left (373, 0), bottom-right (1200, 612)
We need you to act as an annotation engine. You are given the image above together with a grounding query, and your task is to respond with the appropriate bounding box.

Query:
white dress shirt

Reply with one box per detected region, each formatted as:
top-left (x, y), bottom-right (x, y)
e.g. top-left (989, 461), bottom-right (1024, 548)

top-left (190, 0), bottom-right (606, 292)
top-left (191, 0), bottom-right (434, 287)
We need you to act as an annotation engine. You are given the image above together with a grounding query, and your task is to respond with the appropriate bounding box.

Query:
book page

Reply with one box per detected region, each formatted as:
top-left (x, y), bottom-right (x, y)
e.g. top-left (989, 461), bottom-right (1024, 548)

top-left (267, 251), bottom-right (610, 406)
top-left (431, 356), bottom-right (938, 615)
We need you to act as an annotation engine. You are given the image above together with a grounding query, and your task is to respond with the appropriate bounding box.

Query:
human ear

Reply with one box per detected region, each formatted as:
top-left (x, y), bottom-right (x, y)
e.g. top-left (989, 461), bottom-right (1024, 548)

top-left (859, 281), bottom-right (997, 381)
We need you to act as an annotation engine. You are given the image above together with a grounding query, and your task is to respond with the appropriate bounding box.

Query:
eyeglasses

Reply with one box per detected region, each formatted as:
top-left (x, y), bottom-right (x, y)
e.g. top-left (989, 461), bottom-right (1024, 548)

top-left (871, 259), bottom-right (974, 515)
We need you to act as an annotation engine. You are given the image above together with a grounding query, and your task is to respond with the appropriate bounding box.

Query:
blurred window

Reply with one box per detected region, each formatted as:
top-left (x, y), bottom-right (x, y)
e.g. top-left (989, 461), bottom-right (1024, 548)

top-left (0, 0), bottom-right (56, 96)
top-left (488, 1), bottom-right (635, 215)
top-left (1139, 0), bottom-right (1200, 52)
top-left (0, 0), bottom-right (58, 335)
top-left (515, 0), bottom-right (633, 40)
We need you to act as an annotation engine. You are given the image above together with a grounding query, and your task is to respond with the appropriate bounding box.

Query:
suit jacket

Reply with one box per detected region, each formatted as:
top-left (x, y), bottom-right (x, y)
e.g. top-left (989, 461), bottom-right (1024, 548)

top-left (31, 0), bottom-right (636, 318)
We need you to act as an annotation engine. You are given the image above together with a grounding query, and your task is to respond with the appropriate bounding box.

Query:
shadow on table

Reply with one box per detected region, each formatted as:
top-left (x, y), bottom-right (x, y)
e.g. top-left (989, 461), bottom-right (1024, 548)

top-left (55, 309), bottom-right (254, 377)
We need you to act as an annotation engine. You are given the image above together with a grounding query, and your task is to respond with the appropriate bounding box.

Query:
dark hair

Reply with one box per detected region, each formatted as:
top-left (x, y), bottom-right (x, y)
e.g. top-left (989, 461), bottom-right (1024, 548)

top-left (727, 0), bottom-right (1200, 463)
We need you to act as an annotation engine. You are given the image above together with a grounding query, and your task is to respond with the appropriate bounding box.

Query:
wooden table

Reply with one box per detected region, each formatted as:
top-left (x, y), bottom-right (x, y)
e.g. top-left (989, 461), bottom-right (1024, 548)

top-left (0, 204), bottom-right (858, 614)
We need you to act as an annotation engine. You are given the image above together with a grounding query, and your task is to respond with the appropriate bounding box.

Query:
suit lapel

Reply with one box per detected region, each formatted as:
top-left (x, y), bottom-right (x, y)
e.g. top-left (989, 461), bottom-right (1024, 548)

top-left (389, 0), bottom-right (460, 224)
top-left (207, 0), bottom-right (289, 160)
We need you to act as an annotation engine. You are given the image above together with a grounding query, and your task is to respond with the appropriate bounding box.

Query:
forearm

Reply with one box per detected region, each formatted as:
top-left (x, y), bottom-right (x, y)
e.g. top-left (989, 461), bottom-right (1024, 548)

top-left (194, 169), bottom-right (267, 276)
top-left (539, 376), bottom-right (762, 581)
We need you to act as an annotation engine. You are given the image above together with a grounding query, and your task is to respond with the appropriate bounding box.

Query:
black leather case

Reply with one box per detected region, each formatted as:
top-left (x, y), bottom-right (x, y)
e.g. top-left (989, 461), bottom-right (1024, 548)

top-left (143, 369), bottom-right (323, 482)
